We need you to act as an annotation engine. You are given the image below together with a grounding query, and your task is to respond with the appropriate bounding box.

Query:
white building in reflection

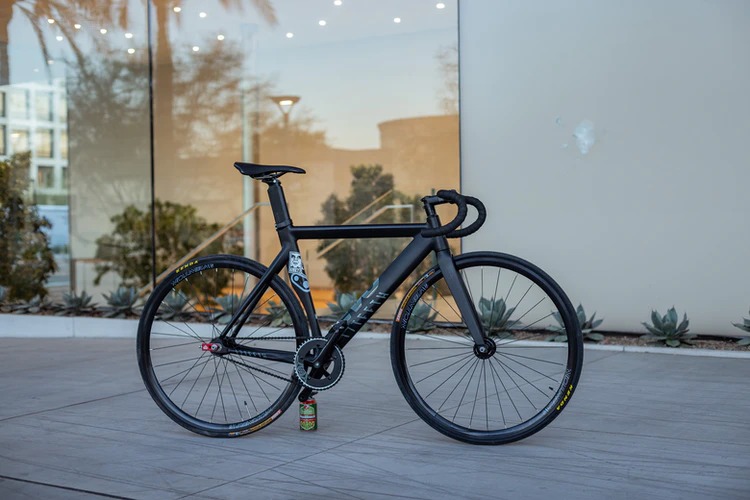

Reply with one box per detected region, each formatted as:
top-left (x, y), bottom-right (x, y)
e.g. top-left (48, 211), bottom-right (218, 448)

top-left (0, 78), bottom-right (68, 204)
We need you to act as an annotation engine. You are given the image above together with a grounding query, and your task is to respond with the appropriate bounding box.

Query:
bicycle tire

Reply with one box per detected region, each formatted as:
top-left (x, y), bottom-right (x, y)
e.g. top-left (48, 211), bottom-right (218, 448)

top-left (391, 252), bottom-right (583, 445)
top-left (137, 255), bottom-right (309, 437)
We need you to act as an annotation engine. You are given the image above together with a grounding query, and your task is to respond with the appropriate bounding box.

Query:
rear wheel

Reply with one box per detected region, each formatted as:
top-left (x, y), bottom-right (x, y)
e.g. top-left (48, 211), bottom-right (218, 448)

top-left (137, 255), bottom-right (308, 437)
top-left (391, 252), bottom-right (583, 444)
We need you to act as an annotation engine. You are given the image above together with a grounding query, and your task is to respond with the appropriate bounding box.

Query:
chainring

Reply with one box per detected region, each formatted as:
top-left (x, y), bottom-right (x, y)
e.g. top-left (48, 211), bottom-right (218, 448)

top-left (294, 338), bottom-right (345, 390)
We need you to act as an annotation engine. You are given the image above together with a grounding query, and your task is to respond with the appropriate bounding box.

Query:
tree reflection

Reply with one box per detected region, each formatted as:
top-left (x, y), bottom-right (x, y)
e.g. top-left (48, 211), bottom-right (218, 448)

top-left (0, 1), bottom-right (126, 85)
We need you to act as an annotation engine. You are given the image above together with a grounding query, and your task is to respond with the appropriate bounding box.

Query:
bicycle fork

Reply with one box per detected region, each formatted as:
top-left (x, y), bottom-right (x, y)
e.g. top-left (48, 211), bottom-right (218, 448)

top-left (434, 242), bottom-right (491, 352)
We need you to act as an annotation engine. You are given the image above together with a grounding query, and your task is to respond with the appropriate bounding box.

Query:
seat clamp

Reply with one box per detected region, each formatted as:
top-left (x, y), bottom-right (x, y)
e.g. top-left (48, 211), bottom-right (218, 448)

top-left (275, 220), bottom-right (292, 230)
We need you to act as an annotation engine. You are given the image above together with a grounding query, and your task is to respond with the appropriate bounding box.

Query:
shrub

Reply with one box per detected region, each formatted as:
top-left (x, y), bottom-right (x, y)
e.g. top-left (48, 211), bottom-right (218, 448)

top-left (94, 200), bottom-right (238, 289)
top-left (0, 153), bottom-right (57, 300)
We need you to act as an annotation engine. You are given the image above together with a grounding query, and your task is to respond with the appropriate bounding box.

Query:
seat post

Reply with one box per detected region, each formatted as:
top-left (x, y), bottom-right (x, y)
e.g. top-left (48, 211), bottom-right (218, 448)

top-left (265, 178), bottom-right (293, 227)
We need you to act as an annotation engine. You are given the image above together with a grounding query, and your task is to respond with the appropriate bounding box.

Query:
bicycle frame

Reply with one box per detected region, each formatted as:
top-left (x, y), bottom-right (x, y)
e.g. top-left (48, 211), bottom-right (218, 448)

top-left (219, 178), bottom-right (487, 353)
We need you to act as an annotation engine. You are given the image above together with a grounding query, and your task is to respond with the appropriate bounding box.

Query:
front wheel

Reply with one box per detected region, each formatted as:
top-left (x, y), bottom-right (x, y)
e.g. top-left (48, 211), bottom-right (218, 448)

top-left (391, 252), bottom-right (583, 445)
top-left (137, 255), bottom-right (309, 437)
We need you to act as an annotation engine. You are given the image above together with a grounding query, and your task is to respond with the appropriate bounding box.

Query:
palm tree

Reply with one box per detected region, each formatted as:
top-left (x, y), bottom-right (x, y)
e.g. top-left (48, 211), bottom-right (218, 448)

top-left (152, 0), bottom-right (277, 152)
top-left (0, 0), bottom-right (276, 88)
top-left (0, 1), bottom-right (125, 85)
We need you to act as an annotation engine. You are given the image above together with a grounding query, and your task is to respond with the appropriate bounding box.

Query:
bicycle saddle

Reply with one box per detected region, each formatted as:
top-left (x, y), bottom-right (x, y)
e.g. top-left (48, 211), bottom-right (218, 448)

top-left (234, 162), bottom-right (306, 179)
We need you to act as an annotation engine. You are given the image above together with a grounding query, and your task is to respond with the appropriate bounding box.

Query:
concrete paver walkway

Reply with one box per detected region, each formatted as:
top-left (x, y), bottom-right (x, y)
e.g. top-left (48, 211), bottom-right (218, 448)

top-left (0, 338), bottom-right (748, 499)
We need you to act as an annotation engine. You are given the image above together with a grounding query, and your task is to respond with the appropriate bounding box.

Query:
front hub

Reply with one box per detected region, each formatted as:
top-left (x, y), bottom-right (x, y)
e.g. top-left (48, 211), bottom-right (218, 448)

top-left (473, 338), bottom-right (497, 359)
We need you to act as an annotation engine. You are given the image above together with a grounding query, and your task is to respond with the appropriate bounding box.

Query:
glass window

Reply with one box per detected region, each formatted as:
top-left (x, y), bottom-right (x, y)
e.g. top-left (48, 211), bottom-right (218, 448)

top-left (0, 91), bottom-right (5, 118)
top-left (37, 166), bottom-right (55, 189)
top-left (35, 129), bottom-right (54, 158)
top-left (61, 167), bottom-right (69, 189)
top-left (11, 129), bottom-right (30, 153)
top-left (60, 130), bottom-right (68, 159)
top-left (0, 125), bottom-right (5, 155)
top-left (35, 92), bottom-right (53, 121)
top-left (57, 95), bottom-right (67, 123)
top-left (9, 89), bottom-right (28, 120)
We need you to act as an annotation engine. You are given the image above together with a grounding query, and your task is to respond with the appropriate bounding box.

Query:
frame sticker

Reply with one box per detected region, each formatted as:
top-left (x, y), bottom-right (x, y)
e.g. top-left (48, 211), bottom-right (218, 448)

top-left (288, 251), bottom-right (310, 292)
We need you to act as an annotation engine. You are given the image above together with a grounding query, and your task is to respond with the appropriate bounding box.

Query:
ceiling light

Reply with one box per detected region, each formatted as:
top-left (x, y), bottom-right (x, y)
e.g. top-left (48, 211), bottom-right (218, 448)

top-left (436, 2), bottom-right (446, 8)
top-left (199, 12), bottom-right (207, 18)
top-left (127, 48), bottom-right (135, 54)
top-left (125, 32), bottom-right (133, 38)
top-left (192, 46), bottom-right (199, 52)
top-left (74, 23), bottom-right (81, 29)
top-left (286, 32), bottom-right (294, 38)
top-left (47, 59), bottom-right (54, 64)
top-left (217, 34), bottom-right (225, 41)
top-left (47, 18), bottom-right (55, 24)
top-left (173, 6), bottom-right (181, 13)
top-left (393, 17), bottom-right (401, 23)
top-left (99, 28), bottom-right (107, 34)
top-left (56, 35), bottom-right (63, 41)
top-left (334, 0), bottom-right (342, 5)
top-left (318, 20), bottom-right (327, 26)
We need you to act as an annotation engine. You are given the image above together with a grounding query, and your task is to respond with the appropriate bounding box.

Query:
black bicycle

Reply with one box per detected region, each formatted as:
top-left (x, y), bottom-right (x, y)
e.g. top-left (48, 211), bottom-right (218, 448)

top-left (137, 162), bottom-right (583, 445)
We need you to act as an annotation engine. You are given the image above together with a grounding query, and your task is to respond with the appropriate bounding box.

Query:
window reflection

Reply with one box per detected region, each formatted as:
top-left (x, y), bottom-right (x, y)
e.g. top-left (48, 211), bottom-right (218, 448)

top-left (35, 129), bottom-right (53, 158)
top-left (35, 92), bottom-right (53, 121)
top-left (1, 0), bottom-right (459, 310)
top-left (11, 129), bottom-right (29, 153)
top-left (9, 90), bottom-right (28, 120)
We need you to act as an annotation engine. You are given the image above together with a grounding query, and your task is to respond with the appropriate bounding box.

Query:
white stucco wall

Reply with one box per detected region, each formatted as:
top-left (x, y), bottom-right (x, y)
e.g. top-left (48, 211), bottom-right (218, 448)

top-left (459, 0), bottom-right (750, 335)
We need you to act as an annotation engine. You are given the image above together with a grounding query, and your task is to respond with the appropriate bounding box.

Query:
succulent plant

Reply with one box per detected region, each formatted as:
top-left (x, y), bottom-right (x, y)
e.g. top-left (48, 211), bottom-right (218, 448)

top-left (157, 291), bottom-right (191, 321)
top-left (11, 295), bottom-right (52, 314)
top-left (102, 287), bottom-right (139, 318)
top-left (0, 286), bottom-right (9, 313)
top-left (213, 294), bottom-right (242, 324)
top-left (56, 291), bottom-right (97, 316)
top-left (267, 300), bottom-right (292, 327)
top-left (733, 308), bottom-right (750, 346)
top-left (406, 302), bottom-right (438, 333)
top-left (641, 307), bottom-right (694, 348)
top-left (478, 297), bottom-right (516, 336)
top-left (550, 304), bottom-right (604, 342)
top-left (326, 291), bottom-right (359, 317)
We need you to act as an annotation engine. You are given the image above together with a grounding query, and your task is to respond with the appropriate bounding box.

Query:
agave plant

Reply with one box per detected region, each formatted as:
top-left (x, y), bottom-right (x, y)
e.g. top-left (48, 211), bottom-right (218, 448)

top-left (478, 297), bottom-right (516, 336)
top-left (641, 307), bottom-right (694, 347)
top-left (213, 294), bottom-right (242, 324)
top-left (732, 308), bottom-right (750, 346)
top-left (0, 286), bottom-right (9, 313)
top-left (56, 291), bottom-right (97, 316)
top-left (12, 295), bottom-right (52, 314)
top-left (157, 291), bottom-right (191, 321)
top-left (406, 302), bottom-right (438, 333)
top-left (326, 291), bottom-right (359, 317)
top-left (102, 287), bottom-right (139, 318)
top-left (267, 300), bottom-right (292, 327)
top-left (550, 304), bottom-right (605, 342)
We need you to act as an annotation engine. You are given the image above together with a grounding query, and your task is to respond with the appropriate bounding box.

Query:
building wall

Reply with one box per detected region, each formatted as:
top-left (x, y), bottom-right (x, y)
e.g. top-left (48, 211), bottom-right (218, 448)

top-left (459, 0), bottom-right (750, 335)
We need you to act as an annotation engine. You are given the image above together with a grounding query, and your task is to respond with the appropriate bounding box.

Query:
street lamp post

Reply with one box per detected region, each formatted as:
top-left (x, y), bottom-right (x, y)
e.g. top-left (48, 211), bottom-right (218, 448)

top-left (269, 95), bottom-right (300, 128)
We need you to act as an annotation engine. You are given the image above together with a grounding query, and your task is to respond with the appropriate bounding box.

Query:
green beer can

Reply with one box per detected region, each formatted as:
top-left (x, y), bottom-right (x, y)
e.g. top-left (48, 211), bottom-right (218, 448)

top-left (299, 398), bottom-right (317, 431)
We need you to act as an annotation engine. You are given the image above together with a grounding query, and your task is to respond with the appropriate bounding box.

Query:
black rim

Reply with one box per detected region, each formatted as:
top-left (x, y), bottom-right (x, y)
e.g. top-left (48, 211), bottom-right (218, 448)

top-left (395, 255), bottom-right (581, 439)
top-left (139, 257), bottom-right (305, 432)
